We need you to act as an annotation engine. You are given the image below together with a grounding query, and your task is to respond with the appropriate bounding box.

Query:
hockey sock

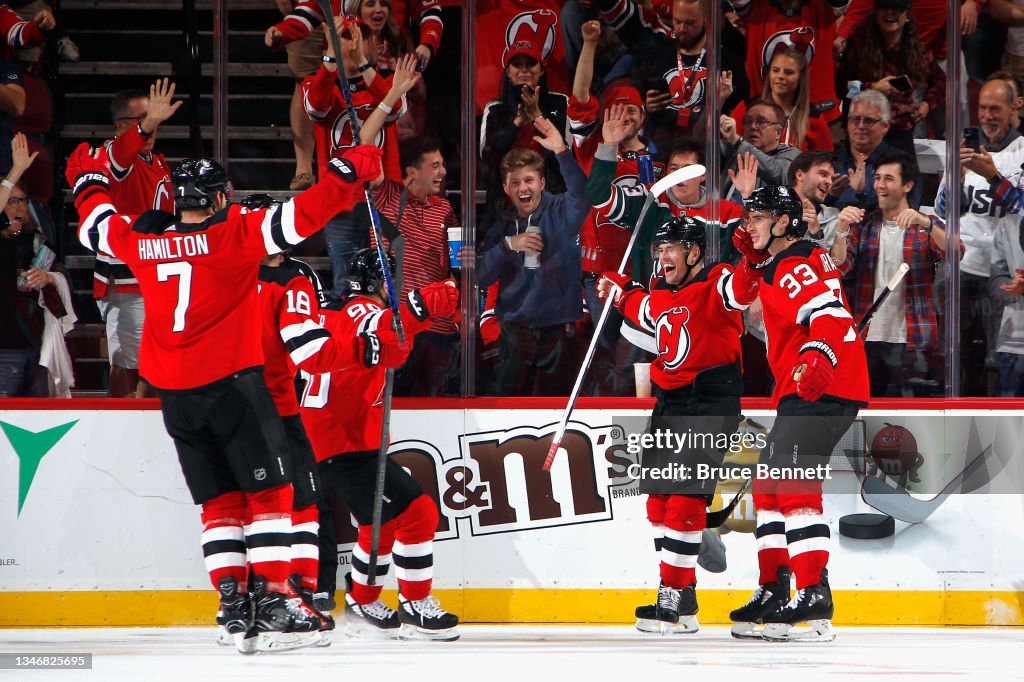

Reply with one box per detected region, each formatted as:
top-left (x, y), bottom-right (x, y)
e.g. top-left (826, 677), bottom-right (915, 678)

top-left (784, 507), bottom-right (830, 589)
top-left (394, 494), bottom-right (439, 601)
top-left (646, 494), bottom-right (667, 556)
top-left (659, 495), bottom-right (705, 589)
top-left (245, 484), bottom-right (294, 593)
top-left (290, 504), bottom-right (320, 592)
top-left (350, 520), bottom-right (396, 605)
top-left (200, 491), bottom-right (247, 592)
top-left (754, 507), bottom-right (790, 585)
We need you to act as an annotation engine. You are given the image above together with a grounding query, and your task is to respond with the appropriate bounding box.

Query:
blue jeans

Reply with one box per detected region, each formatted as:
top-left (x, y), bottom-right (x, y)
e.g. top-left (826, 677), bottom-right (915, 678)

top-left (323, 212), bottom-right (367, 298)
top-left (0, 347), bottom-right (48, 397)
top-left (998, 352), bottom-right (1024, 397)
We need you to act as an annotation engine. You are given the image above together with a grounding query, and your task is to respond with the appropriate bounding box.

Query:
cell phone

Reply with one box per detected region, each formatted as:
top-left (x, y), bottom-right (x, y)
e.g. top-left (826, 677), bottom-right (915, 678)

top-left (963, 126), bottom-right (981, 152)
top-left (643, 76), bottom-right (669, 94)
top-left (890, 75), bottom-right (912, 93)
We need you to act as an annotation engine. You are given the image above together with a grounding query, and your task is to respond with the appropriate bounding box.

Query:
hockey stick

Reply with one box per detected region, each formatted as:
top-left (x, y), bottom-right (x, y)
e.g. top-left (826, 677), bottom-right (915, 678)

top-left (861, 443), bottom-right (993, 523)
top-left (542, 164), bottom-right (706, 472)
top-left (793, 262), bottom-right (909, 382)
top-left (705, 476), bottom-right (752, 527)
top-left (316, 0), bottom-right (403, 586)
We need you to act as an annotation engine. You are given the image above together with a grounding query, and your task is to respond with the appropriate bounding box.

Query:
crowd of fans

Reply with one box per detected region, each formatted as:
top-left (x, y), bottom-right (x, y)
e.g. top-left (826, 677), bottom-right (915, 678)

top-left (4, 0), bottom-right (1024, 399)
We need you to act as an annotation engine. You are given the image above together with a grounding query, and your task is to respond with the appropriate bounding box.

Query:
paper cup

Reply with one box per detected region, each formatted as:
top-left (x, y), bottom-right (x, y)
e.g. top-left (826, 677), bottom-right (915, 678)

top-left (634, 362), bottom-right (652, 398)
top-left (447, 226), bottom-right (463, 268)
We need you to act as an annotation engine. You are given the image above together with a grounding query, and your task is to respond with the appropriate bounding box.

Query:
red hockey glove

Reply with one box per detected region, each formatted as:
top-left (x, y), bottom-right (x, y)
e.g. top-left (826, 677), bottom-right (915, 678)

top-left (729, 258), bottom-right (762, 306)
top-left (65, 142), bottom-right (110, 201)
top-left (329, 145), bottom-right (384, 184)
top-left (791, 342), bottom-right (837, 401)
top-left (598, 271), bottom-right (642, 302)
top-left (407, 279), bottom-right (460, 321)
top-left (732, 225), bottom-right (773, 269)
top-left (480, 313), bottom-right (500, 346)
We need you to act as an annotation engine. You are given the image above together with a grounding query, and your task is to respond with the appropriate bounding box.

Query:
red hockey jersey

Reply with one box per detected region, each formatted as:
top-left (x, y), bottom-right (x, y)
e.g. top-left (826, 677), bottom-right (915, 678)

top-left (303, 64), bottom-right (404, 182)
top-left (258, 260), bottom-right (360, 416)
top-left (0, 6), bottom-right (47, 60)
top-left (616, 263), bottom-right (747, 391)
top-left (738, 0), bottom-right (846, 122)
top-left (759, 240), bottom-right (869, 406)
top-left (300, 293), bottom-right (433, 460)
top-left (475, 0), bottom-right (569, 114)
top-left (94, 126), bottom-right (175, 297)
top-left (75, 173), bottom-right (364, 390)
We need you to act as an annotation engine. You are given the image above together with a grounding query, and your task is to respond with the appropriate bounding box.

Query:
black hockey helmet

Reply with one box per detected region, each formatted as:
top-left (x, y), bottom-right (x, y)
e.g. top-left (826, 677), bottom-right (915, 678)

top-left (651, 214), bottom-right (706, 262)
top-left (743, 185), bottom-right (807, 239)
top-left (348, 248), bottom-right (396, 300)
top-left (172, 158), bottom-right (230, 211)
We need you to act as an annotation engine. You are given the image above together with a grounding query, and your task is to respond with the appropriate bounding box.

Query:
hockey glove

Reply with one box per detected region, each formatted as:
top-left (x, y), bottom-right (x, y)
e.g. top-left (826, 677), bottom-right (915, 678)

top-left (791, 342), bottom-right (837, 402)
top-left (732, 225), bottom-right (773, 270)
top-left (329, 145), bottom-right (384, 185)
top-left (65, 142), bottom-right (110, 202)
top-left (598, 271), bottom-right (642, 302)
top-left (728, 259), bottom-right (762, 306)
top-left (480, 313), bottom-right (500, 346)
top-left (407, 279), bottom-right (460, 322)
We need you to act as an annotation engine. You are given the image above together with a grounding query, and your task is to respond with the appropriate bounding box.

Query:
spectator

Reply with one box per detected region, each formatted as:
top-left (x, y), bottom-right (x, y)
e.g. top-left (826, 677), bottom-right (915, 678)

top-left (734, 0), bottom-right (847, 125)
top-left (0, 132), bottom-right (72, 397)
top-left (97, 78), bottom-right (180, 398)
top-left (0, 3), bottom-right (51, 62)
top-left (476, 117), bottom-right (589, 397)
top-left (360, 58), bottom-right (461, 396)
top-left (990, 0), bottom-right (1024, 90)
top-left (836, 0), bottom-right (945, 156)
top-left (9, 0), bottom-right (78, 67)
top-left (0, 57), bottom-right (24, 172)
top-left (989, 209), bottom-right (1024, 396)
top-left (630, 0), bottom-right (745, 151)
top-left (834, 150), bottom-right (958, 397)
top-left (731, 48), bottom-right (833, 151)
top-left (720, 100), bottom-right (800, 204)
top-left (479, 35), bottom-right (571, 203)
top-left (265, 0), bottom-right (329, 191)
top-left (303, 14), bottom-right (406, 296)
top-left (789, 150), bottom-right (842, 250)
top-left (936, 76), bottom-right (1024, 395)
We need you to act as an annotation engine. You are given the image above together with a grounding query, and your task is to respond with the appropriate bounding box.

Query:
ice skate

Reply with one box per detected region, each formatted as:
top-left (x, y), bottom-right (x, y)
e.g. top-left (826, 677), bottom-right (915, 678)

top-left (248, 576), bottom-right (323, 653)
top-left (730, 566), bottom-right (791, 640)
top-left (295, 585), bottom-right (334, 647)
top-left (344, 593), bottom-right (401, 639)
top-left (635, 584), bottom-right (699, 635)
top-left (761, 569), bottom-right (836, 642)
top-left (214, 577), bottom-right (253, 652)
top-left (397, 595), bottom-right (460, 641)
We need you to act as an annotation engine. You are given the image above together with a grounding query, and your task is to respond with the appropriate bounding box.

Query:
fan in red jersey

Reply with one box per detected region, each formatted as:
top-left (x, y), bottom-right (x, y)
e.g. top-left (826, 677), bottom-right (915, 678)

top-left (727, 185), bottom-right (868, 644)
top-left (67, 140), bottom-right (383, 654)
top-left (299, 248), bottom-right (461, 642)
top-left (598, 215), bottom-right (756, 635)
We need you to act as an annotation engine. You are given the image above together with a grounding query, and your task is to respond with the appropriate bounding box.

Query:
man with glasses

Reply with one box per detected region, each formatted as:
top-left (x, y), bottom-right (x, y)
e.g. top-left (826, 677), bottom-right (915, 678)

top-left (720, 100), bottom-right (799, 204)
top-left (94, 78), bottom-right (181, 398)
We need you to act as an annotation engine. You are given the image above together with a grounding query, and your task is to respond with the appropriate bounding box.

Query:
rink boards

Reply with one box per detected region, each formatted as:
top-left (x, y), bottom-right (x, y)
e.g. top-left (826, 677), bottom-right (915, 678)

top-left (0, 398), bottom-right (1022, 627)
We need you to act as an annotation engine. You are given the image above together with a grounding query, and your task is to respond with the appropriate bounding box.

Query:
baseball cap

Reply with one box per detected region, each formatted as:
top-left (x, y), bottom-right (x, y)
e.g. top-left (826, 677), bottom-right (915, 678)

top-left (502, 39), bottom-right (544, 69)
top-left (603, 85), bottom-right (645, 111)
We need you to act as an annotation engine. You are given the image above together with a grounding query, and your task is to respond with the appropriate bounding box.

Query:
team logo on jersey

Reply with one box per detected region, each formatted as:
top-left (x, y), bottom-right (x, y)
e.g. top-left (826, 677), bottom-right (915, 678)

top-left (504, 9), bottom-right (558, 62)
top-left (655, 306), bottom-right (692, 371)
top-left (761, 26), bottom-right (816, 77)
top-left (331, 105), bottom-right (384, 152)
top-left (662, 67), bottom-right (705, 112)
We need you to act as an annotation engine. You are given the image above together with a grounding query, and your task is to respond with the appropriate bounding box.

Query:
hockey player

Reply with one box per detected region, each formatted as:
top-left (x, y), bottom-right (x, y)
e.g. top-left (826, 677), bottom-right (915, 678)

top-left (300, 248), bottom-right (462, 641)
top-left (598, 215), bottom-right (760, 634)
top-left (728, 185), bottom-right (868, 642)
top-left (66, 141), bottom-right (384, 653)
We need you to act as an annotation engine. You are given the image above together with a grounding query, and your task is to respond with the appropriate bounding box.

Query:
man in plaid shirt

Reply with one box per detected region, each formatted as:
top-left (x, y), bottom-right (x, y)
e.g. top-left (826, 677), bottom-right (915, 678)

top-left (833, 150), bottom-right (962, 397)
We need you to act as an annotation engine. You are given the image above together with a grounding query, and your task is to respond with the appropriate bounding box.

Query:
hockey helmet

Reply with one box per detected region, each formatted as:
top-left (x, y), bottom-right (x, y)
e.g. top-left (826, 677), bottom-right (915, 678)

top-left (172, 158), bottom-right (230, 211)
top-left (348, 248), bottom-right (396, 300)
top-left (651, 214), bottom-right (706, 262)
top-left (743, 185), bottom-right (807, 239)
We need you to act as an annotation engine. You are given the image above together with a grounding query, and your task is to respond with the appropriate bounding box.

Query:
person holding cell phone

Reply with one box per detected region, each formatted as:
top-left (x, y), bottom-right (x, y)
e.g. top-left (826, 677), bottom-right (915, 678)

top-left (836, 0), bottom-right (945, 157)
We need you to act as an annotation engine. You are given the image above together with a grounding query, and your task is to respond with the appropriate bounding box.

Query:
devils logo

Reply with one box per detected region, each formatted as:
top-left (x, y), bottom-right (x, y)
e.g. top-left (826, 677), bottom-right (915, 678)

top-left (656, 306), bottom-right (692, 371)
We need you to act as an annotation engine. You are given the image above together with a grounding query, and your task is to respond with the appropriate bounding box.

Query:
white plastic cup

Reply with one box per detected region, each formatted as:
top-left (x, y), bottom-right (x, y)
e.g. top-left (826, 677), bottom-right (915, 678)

top-left (447, 226), bottom-right (463, 268)
top-left (634, 362), bottom-right (652, 398)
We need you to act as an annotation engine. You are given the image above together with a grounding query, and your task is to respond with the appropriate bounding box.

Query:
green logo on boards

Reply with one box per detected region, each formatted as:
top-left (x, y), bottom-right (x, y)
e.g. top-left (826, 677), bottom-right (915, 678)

top-left (0, 420), bottom-right (77, 516)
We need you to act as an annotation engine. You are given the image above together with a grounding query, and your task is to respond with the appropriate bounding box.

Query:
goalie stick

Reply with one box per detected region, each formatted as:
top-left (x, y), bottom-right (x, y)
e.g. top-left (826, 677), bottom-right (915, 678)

top-left (316, 0), bottom-right (403, 586)
top-left (542, 164), bottom-right (707, 472)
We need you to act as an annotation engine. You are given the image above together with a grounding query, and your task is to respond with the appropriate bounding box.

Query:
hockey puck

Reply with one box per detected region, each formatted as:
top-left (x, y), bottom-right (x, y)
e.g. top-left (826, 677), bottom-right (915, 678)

top-left (838, 512), bottom-right (895, 539)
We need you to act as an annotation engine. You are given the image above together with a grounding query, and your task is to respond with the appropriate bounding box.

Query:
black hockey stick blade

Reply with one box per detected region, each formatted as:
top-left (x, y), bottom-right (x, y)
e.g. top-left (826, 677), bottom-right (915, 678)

top-left (705, 477), bottom-right (752, 528)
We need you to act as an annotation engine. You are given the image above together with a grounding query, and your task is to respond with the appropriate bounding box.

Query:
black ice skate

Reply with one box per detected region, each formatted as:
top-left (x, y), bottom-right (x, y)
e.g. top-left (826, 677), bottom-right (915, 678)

top-left (397, 595), bottom-right (460, 641)
top-left (215, 577), bottom-right (253, 652)
top-left (730, 566), bottom-right (792, 640)
top-left (635, 584), bottom-right (699, 635)
top-left (247, 576), bottom-right (323, 653)
top-left (295, 586), bottom-right (334, 647)
top-left (761, 569), bottom-right (835, 642)
top-left (344, 593), bottom-right (401, 639)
